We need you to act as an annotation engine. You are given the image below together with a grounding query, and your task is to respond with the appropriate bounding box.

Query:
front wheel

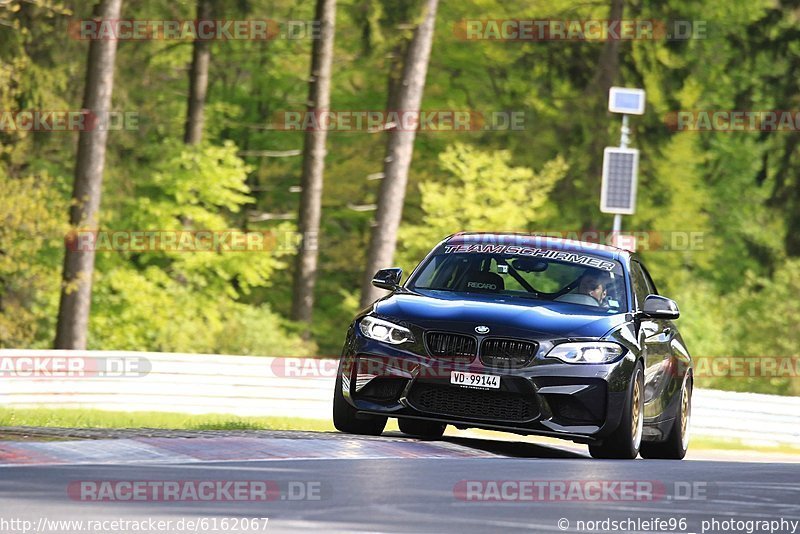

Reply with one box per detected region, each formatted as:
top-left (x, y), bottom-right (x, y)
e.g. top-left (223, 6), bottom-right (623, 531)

top-left (640, 378), bottom-right (691, 460)
top-left (589, 362), bottom-right (644, 460)
top-left (333, 373), bottom-right (387, 436)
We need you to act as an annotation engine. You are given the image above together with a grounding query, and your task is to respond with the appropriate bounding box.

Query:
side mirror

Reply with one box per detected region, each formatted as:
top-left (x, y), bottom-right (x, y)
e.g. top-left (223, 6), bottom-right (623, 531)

top-left (642, 295), bottom-right (680, 320)
top-left (371, 268), bottom-right (403, 291)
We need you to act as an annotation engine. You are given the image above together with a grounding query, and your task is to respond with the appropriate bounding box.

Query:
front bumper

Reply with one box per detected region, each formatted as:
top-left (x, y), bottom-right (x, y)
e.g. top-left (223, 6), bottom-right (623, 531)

top-left (339, 329), bottom-right (636, 444)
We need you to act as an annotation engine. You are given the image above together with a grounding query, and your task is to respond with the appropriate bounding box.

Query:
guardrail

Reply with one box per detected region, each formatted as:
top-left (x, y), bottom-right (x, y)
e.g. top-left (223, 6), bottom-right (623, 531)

top-left (1, 350), bottom-right (798, 445)
top-left (0, 350), bottom-right (332, 419)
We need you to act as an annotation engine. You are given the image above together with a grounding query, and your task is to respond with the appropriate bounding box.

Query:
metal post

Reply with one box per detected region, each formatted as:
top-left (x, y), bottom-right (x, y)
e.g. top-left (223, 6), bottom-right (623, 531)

top-left (612, 114), bottom-right (630, 235)
top-left (612, 213), bottom-right (622, 234)
top-left (620, 114), bottom-right (630, 149)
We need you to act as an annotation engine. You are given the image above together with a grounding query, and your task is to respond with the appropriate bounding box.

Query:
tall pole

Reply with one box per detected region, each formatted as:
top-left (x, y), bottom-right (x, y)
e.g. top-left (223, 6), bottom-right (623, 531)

top-left (612, 114), bottom-right (630, 235)
top-left (620, 114), bottom-right (630, 149)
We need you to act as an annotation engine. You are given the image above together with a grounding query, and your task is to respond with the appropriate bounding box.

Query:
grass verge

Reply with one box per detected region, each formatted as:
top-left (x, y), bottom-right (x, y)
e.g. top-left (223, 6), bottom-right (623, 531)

top-left (0, 407), bottom-right (336, 432)
top-left (689, 435), bottom-right (800, 455)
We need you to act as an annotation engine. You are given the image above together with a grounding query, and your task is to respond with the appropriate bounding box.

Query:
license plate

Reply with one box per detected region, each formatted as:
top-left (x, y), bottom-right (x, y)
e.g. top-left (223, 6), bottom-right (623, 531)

top-left (450, 371), bottom-right (500, 389)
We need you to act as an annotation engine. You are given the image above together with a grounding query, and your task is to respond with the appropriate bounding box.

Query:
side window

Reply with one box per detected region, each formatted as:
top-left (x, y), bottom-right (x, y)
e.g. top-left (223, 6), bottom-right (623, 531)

top-left (629, 262), bottom-right (650, 310)
top-left (414, 255), bottom-right (440, 288)
top-left (638, 261), bottom-right (659, 295)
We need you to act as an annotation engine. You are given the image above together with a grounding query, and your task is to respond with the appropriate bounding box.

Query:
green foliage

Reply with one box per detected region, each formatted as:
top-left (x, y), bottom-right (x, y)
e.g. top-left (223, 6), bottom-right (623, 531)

top-left (399, 143), bottom-right (567, 267)
top-left (89, 266), bottom-right (312, 356)
top-left (713, 261), bottom-right (800, 396)
top-left (731, 261), bottom-right (800, 360)
top-left (127, 140), bottom-right (253, 229)
top-left (0, 171), bottom-right (67, 347)
top-left (87, 139), bottom-right (312, 354)
top-left (684, 260), bottom-right (800, 397)
top-left (214, 303), bottom-right (316, 357)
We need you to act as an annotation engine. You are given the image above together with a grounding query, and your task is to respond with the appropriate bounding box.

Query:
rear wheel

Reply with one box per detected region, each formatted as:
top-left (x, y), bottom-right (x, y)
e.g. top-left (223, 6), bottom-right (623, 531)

top-left (398, 418), bottom-right (446, 439)
top-left (640, 378), bottom-right (691, 460)
top-left (333, 373), bottom-right (387, 436)
top-left (589, 363), bottom-right (644, 460)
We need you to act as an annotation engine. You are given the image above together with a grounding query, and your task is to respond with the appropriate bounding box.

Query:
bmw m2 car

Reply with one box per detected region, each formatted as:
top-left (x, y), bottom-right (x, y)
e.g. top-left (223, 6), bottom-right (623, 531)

top-left (333, 233), bottom-right (693, 459)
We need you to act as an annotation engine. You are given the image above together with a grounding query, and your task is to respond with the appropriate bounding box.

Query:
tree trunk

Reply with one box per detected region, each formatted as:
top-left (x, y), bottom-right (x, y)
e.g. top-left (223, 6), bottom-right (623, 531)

top-left (184, 0), bottom-right (213, 145)
top-left (586, 0), bottom-right (624, 228)
top-left (385, 39), bottom-right (409, 112)
top-left (290, 0), bottom-right (337, 330)
top-left (592, 0), bottom-right (624, 97)
top-left (359, 0), bottom-right (439, 308)
top-left (54, 0), bottom-right (123, 349)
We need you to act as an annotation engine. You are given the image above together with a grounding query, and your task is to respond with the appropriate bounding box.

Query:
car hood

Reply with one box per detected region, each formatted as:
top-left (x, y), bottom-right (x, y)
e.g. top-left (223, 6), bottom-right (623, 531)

top-left (372, 291), bottom-right (626, 339)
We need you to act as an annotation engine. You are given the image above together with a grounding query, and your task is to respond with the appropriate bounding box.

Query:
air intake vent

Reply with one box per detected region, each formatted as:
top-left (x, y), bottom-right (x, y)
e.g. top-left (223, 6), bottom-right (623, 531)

top-left (356, 377), bottom-right (407, 402)
top-left (425, 332), bottom-right (477, 363)
top-left (408, 384), bottom-right (538, 422)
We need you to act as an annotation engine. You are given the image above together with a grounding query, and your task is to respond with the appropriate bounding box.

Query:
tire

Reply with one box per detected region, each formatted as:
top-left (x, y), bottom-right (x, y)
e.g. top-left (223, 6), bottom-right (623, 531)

top-left (398, 418), bottom-right (446, 439)
top-left (333, 373), bottom-right (387, 436)
top-left (589, 362), bottom-right (644, 460)
top-left (640, 378), bottom-right (691, 460)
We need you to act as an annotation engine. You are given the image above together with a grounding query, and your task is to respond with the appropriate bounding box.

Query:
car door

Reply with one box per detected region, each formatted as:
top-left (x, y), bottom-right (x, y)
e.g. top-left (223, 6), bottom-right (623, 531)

top-left (630, 260), bottom-right (674, 418)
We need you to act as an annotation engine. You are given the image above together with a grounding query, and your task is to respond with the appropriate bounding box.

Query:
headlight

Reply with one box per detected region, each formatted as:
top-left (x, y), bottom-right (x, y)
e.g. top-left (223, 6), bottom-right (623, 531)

top-left (546, 342), bottom-right (625, 364)
top-left (359, 316), bottom-right (413, 345)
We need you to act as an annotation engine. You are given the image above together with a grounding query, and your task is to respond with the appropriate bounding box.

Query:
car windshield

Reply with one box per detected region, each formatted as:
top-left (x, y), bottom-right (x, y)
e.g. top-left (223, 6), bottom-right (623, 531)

top-left (408, 249), bottom-right (627, 313)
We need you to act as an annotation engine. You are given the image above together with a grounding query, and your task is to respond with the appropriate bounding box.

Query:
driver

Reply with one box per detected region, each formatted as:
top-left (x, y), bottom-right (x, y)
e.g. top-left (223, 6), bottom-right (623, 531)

top-left (578, 273), bottom-right (608, 306)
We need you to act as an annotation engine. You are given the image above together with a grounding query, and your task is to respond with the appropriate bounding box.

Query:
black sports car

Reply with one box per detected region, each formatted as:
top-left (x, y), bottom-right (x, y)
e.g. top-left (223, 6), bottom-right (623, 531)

top-left (333, 233), bottom-right (693, 459)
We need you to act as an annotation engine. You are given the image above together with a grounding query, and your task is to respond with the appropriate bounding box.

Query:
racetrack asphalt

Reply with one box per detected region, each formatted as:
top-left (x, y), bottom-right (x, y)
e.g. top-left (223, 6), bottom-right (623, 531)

top-left (0, 430), bottom-right (798, 533)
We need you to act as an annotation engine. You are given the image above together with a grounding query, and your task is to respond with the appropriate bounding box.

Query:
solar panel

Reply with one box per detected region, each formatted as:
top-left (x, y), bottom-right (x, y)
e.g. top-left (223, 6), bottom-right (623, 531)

top-left (600, 147), bottom-right (639, 214)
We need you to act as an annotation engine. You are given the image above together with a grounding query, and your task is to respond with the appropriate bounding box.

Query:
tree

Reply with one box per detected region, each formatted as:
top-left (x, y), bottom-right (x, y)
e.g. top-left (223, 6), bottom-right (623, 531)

top-left (54, 0), bottom-right (123, 349)
top-left (290, 0), bottom-right (337, 330)
top-left (398, 144), bottom-right (567, 266)
top-left (585, 0), bottom-right (624, 216)
top-left (359, 0), bottom-right (439, 307)
top-left (184, 0), bottom-right (213, 145)
top-left (592, 0), bottom-right (623, 100)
